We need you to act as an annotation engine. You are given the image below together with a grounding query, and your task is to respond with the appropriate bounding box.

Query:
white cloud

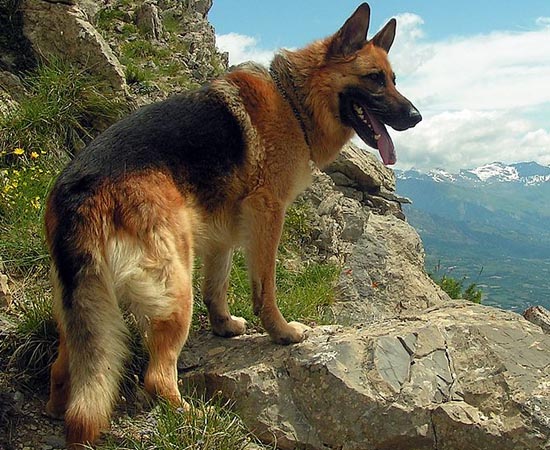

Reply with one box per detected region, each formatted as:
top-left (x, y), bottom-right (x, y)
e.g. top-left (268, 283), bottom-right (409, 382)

top-left (215, 32), bottom-right (276, 67)
top-left (391, 110), bottom-right (550, 171)
top-left (386, 15), bottom-right (550, 170)
top-left (391, 13), bottom-right (433, 75)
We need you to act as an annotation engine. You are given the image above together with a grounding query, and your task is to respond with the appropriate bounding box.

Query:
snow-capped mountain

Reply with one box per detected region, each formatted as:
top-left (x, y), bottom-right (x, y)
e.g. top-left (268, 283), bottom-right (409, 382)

top-left (396, 161), bottom-right (550, 185)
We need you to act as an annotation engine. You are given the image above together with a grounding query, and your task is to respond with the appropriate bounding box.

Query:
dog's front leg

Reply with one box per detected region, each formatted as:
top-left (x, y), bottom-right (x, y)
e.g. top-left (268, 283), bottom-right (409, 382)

top-left (242, 194), bottom-right (310, 345)
top-left (202, 243), bottom-right (247, 337)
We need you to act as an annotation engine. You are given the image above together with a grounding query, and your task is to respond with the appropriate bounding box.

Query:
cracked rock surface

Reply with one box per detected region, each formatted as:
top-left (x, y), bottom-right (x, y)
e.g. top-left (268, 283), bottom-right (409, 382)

top-left (181, 302), bottom-right (550, 450)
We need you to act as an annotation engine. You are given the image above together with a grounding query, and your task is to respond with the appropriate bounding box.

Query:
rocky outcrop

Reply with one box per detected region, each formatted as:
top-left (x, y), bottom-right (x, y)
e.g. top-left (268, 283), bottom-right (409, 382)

top-left (182, 303), bottom-right (550, 450)
top-left (134, 1), bottom-right (163, 40)
top-left (523, 305), bottom-right (550, 334)
top-left (303, 144), bottom-right (448, 325)
top-left (20, 0), bottom-right (127, 91)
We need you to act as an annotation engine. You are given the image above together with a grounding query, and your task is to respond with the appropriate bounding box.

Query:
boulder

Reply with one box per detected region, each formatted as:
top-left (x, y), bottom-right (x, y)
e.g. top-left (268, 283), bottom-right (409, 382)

top-left (523, 305), bottom-right (550, 334)
top-left (181, 303), bottom-right (550, 450)
top-left (21, 0), bottom-right (126, 91)
top-left (134, 1), bottom-right (163, 40)
top-left (333, 213), bottom-right (448, 324)
top-left (325, 143), bottom-right (396, 192)
top-left (303, 153), bottom-right (448, 325)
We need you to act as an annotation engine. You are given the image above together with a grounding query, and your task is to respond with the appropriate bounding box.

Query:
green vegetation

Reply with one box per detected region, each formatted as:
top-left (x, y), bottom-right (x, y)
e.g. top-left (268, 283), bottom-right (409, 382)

top-left (0, 276), bottom-right (56, 390)
top-left (430, 264), bottom-right (483, 304)
top-left (100, 398), bottom-right (273, 450)
top-left (0, 58), bottom-right (127, 270)
top-left (93, 0), bottom-right (226, 91)
top-left (0, 58), bottom-right (127, 159)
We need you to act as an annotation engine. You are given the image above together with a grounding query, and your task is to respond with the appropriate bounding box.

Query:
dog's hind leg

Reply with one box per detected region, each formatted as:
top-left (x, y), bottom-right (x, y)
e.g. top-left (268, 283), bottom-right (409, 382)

top-left (202, 244), bottom-right (247, 337)
top-left (117, 229), bottom-right (194, 409)
top-left (242, 195), bottom-right (310, 345)
top-left (141, 274), bottom-right (192, 408)
top-left (142, 296), bottom-right (192, 407)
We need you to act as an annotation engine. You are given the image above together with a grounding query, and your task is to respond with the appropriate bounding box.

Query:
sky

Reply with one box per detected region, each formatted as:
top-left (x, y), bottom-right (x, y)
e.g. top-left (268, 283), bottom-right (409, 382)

top-left (209, 1), bottom-right (550, 171)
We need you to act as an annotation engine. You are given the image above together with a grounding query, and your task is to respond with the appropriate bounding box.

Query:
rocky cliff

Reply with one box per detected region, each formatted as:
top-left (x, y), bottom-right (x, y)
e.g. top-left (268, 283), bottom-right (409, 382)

top-left (0, 1), bottom-right (548, 449)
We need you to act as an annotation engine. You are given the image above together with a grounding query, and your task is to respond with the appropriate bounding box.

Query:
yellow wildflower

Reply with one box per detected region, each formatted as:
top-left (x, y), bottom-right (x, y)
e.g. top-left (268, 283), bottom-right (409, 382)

top-left (30, 151), bottom-right (39, 159)
top-left (31, 196), bottom-right (41, 210)
top-left (13, 148), bottom-right (24, 155)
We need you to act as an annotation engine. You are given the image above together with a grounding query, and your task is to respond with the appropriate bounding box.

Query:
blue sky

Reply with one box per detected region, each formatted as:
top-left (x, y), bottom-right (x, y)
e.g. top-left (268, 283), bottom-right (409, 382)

top-left (209, 1), bottom-right (550, 171)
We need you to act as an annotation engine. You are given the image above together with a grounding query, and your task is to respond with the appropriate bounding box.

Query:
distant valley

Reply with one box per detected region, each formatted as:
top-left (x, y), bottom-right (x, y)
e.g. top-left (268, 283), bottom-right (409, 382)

top-left (396, 162), bottom-right (550, 312)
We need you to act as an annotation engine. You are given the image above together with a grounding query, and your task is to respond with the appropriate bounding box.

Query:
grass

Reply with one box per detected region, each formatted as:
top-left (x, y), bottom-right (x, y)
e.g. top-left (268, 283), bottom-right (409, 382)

top-left (93, 0), bottom-right (224, 91)
top-left (0, 270), bottom-right (57, 390)
top-left (0, 57), bottom-right (127, 159)
top-left (0, 58), bottom-right (127, 271)
top-left (100, 397), bottom-right (273, 450)
top-left (193, 250), bottom-right (339, 333)
top-left (429, 262), bottom-right (483, 304)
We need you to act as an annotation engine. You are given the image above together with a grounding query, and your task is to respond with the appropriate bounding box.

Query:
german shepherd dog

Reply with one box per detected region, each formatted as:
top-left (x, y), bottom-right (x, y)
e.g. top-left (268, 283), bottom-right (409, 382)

top-left (44, 3), bottom-right (421, 447)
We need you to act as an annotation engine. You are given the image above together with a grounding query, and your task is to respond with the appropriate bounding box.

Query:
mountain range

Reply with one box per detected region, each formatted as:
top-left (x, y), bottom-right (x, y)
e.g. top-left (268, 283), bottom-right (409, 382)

top-left (395, 161), bottom-right (550, 312)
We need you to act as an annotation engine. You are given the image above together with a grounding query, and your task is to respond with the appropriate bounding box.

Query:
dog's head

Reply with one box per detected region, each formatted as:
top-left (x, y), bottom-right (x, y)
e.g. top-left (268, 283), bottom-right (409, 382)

top-left (325, 3), bottom-right (421, 165)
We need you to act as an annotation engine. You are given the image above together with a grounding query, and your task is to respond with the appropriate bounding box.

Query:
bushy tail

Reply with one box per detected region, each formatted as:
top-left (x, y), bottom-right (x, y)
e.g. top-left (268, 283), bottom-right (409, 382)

top-left (53, 260), bottom-right (129, 448)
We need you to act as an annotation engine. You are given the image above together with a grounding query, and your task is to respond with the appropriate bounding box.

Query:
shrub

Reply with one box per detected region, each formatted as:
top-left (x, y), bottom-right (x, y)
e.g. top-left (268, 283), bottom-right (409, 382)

top-left (431, 273), bottom-right (483, 304)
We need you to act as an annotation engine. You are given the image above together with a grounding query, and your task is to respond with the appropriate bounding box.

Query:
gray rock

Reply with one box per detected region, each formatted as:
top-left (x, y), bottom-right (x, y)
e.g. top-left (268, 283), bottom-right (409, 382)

top-left (183, 0), bottom-right (213, 17)
top-left (333, 213), bottom-right (448, 324)
top-left (523, 305), bottom-right (550, 334)
top-left (181, 303), bottom-right (550, 450)
top-left (21, 0), bottom-right (126, 92)
top-left (134, 1), bottom-right (163, 40)
top-left (325, 143), bottom-right (396, 192)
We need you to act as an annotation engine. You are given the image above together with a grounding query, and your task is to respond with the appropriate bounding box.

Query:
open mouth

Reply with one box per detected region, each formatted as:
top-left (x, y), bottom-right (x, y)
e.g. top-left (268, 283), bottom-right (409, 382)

top-left (340, 95), bottom-right (396, 165)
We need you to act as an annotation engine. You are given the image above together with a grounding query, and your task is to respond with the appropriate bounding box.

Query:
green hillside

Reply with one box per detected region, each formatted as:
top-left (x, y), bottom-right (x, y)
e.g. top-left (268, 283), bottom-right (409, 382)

top-left (398, 178), bottom-right (550, 312)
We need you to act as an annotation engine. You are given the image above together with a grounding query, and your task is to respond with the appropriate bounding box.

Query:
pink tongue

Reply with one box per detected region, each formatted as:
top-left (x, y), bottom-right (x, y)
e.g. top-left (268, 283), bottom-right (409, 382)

top-left (366, 111), bottom-right (396, 165)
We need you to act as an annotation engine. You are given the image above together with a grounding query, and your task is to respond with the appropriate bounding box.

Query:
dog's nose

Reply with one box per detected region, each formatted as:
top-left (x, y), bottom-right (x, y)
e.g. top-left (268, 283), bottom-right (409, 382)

top-left (408, 107), bottom-right (422, 126)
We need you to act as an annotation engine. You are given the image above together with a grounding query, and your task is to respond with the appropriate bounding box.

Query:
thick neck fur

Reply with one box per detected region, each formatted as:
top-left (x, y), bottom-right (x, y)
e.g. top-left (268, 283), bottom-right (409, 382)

top-left (270, 40), bottom-right (354, 169)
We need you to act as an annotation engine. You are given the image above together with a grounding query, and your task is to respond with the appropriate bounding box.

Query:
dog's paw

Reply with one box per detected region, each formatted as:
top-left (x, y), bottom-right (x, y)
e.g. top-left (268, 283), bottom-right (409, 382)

top-left (271, 321), bottom-right (311, 345)
top-left (212, 315), bottom-right (247, 338)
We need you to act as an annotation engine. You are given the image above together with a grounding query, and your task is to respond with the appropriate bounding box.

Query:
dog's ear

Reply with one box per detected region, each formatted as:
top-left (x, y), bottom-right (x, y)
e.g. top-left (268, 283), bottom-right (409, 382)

top-left (371, 18), bottom-right (397, 53)
top-left (327, 3), bottom-right (371, 59)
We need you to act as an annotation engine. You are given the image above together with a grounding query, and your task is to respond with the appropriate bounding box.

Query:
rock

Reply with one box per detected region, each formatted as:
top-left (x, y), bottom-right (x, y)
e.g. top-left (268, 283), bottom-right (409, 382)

top-left (523, 305), bottom-right (550, 334)
top-left (0, 258), bottom-right (11, 307)
top-left (325, 143), bottom-right (396, 192)
top-left (21, 0), bottom-right (126, 92)
top-left (0, 272), bottom-right (11, 307)
top-left (0, 391), bottom-right (24, 426)
top-left (134, 1), bottom-right (163, 40)
top-left (301, 166), bottom-right (447, 325)
top-left (0, 70), bottom-right (26, 100)
top-left (183, 0), bottom-right (213, 17)
top-left (333, 213), bottom-right (448, 324)
top-left (181, 303), bottom-right (550, 450)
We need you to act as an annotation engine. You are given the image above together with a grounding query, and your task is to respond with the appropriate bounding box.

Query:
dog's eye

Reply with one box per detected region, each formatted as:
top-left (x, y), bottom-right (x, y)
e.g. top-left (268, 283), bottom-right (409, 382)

top-left (363, 71), bottom-right (386, 87)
